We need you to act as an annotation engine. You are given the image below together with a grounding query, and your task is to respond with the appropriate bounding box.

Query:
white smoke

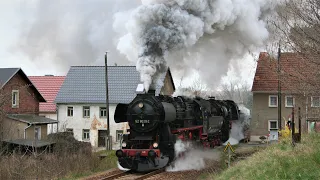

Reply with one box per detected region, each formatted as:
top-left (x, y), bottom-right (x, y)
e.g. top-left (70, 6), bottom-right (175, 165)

top-left (117, 161), bottom-right (130, 171)
top-left (114, 0), bottom-right (282, 92)
top-left (166, 140), bottom-right (220, 172)
top-left (223, 104), bottom-right (251, 145)
top-left (11, 0), bottom-right (141, 73)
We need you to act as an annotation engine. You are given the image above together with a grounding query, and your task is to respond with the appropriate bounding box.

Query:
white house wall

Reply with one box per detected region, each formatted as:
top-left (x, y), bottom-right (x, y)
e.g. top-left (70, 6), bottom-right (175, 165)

top-left (40, 113), bottom-right (58, 134)
top-left (57, 104), bottom-right (129, 149)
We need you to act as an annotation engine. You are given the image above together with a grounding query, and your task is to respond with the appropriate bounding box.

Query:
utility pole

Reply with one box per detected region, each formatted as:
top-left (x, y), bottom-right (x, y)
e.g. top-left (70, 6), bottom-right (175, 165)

top-left (278, 42), bottom-right (282, 131)
top-left (105, 52), bottom-right (112, 150)
top-left (292, 107), bottom-right (295, 145)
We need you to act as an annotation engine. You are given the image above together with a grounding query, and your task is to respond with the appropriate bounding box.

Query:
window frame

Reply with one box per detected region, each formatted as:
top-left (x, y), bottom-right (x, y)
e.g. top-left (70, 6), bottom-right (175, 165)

top-left (67, 106), bottom-right (73, 117)
top-left (268, 95), bottom-right (278, 107)
top-left (268, 120), bottom-right (278, 131)
top-left (100, 107), bottom-right (107, 118)
top-left (83, 106), bottom-right (90, 118)
top-left (12, 90), bottom-right (19, 108)
top-left (285, 95), bottom-right (295, 107)
top-left (83, 129), bottom-right (90, 140)
top-left (311, 96), bottom-right (320, 107)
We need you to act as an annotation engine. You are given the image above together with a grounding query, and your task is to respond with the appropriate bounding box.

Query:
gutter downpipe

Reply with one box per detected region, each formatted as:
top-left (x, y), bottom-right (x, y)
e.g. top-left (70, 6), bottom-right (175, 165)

top-left (24, 123), bottom-right (32, 139)
top-left (56, 104), bottom-right (59, 133)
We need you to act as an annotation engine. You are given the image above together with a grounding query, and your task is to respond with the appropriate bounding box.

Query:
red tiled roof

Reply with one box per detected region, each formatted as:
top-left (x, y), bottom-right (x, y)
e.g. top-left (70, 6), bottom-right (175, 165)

top-left (28, 76), bottom-right (65, 113)
top-left (252, 52), bottom-right (319, 93)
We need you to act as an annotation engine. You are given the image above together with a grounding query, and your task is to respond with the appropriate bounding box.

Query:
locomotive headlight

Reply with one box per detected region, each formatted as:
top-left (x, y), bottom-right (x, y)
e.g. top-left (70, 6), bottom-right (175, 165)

top-left (153, 142), bottom-right (159, 148)
top-left (122, 142), bottom-right (127, 147)
top-left (138, 102), bottom-right (144, 108)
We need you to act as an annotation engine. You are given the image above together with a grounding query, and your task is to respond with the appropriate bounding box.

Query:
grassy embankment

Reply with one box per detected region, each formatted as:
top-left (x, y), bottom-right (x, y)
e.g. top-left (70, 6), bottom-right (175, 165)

top-left (207, 133), bottom-right (320, 180)
top-left (61, 150), bottom-right (117, 180)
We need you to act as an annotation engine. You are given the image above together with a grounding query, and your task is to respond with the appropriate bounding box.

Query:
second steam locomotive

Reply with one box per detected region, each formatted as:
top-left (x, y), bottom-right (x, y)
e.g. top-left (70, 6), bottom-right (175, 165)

top-left (114, 86), bottom-right (241, 172)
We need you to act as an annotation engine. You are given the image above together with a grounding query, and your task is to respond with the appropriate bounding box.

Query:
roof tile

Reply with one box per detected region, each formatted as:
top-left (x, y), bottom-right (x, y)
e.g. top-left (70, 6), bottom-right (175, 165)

top-left (252, 52), bottom-right (320, 93)
top-left (29, 76), bottom-right (65, 112)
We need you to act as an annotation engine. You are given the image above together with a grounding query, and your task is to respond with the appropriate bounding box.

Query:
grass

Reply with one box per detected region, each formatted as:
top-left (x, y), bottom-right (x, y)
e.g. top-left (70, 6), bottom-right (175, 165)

top-left (61, 150), bottom-right (117, 180)
top-left (211, 133), bottom-right (320, 180)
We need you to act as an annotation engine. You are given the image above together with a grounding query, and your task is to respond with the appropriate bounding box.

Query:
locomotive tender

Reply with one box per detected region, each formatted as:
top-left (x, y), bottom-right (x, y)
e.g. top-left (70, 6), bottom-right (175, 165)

top-left (114, 85), bottom-right (240, 172)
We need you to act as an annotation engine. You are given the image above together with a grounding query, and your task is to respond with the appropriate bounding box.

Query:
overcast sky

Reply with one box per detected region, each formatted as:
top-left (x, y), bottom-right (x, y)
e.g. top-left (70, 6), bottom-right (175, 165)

top-left (0, 0), bottom-right (258, 90)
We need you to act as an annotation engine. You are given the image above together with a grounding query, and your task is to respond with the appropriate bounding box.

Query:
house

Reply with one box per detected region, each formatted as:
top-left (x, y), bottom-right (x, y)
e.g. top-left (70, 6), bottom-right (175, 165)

top-left (0, 68), bottom-right (58, 150)
top-left (250, 52), bottom-right (320, 141)
top-left (29, 75), bottom-right (66, 134)
top-left (54, 66), bottom-right (175, 149)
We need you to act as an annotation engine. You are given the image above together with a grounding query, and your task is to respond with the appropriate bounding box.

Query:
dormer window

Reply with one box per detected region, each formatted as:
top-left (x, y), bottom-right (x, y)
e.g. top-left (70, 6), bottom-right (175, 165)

top-left (12, 90), bottom-right (19, 108)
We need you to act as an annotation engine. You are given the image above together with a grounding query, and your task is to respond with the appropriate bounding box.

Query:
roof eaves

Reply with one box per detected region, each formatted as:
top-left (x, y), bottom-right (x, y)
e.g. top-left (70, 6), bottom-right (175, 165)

top-left (6, 115), bottom-right (30, 124)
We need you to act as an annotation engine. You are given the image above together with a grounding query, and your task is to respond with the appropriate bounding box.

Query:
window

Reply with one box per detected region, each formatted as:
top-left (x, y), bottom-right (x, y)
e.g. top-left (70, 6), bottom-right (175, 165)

top-left (12, 90), bottom-right (19, 108)
top-left (35, 127), bottom-right (41, 140)
top-left (311, 96), bottom-right (320, 107)
top-left (100, 107), bottom-right (107, 118)
top-left (83, 129), bottom-right (90, 140)
top-left (66, 128), bottom-right (73, 133)
top-left (285, 96), bottom-right (294, 107)
top-left (83, 106), bottom-right (90, 118)
top-left (268, 95), bottom-right (278, 107)
top-left (67, 107), bottom-right (73, 117)
top-left (116, 130), bottom-right (123, 142)
top-left (268, 120), bottom-right (278, 131)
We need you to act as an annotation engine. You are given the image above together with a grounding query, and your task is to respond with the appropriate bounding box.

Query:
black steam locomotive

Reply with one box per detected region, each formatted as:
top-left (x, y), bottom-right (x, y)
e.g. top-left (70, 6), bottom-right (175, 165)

top-left (114, 89), bottom-right (240, 172)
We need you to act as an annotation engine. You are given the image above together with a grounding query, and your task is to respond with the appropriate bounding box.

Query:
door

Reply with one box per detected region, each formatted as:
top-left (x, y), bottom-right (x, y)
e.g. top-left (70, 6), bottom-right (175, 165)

top-left (269, 130), bottom-right (278, 141)
top-left (35, 127), bottom-right (41, 140)
top-left (98, 130), bottom-right (108, 147)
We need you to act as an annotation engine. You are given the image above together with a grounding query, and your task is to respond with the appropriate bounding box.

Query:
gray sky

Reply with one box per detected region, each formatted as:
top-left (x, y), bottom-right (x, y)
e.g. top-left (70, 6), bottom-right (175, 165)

top-left (0, 0), bottom-right (258, 90)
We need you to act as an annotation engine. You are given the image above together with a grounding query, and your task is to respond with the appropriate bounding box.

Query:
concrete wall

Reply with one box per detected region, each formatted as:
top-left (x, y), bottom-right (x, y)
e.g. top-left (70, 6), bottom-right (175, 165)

top-left (1, 118), bottom-right (48, 141)
top-left (250, 92), bottom-right (309, 141)
top-left (25, 124), bottom-right (48, 140)
top-left (57, 104), bottom-right (128, 149)
top-left (1, 118), bottom-right (26, 140)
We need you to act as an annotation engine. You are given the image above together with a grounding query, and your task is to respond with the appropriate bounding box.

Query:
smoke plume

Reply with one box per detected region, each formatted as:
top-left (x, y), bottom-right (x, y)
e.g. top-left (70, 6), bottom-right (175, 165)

top-left (223, 104), bottom-right (251, 145)
top-left (114, 0), bottom-right (281, 92)
top-left (166, 140), bottom-right (220, 172)
top-left (12, 0), bottom-right (141, 73)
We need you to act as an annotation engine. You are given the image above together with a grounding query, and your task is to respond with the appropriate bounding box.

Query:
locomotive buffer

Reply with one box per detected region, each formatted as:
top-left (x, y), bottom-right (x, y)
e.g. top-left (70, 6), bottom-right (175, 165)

top-left (224, 142), bottom-right (235, 168)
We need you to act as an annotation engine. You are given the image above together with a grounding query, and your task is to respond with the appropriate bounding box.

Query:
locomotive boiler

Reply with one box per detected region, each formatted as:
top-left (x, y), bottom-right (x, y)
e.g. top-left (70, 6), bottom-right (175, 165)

top-left (114, 87), bottom-right (240, 172)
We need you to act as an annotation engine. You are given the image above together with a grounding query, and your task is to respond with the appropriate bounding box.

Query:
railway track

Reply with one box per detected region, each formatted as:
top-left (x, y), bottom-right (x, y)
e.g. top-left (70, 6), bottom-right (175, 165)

top-left (98, 168), bottom-right (165, 180)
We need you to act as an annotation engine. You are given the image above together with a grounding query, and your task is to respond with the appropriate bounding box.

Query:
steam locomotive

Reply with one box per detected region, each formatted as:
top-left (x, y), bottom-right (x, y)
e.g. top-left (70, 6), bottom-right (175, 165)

top-left (114, 87), bottom-right (240, 172)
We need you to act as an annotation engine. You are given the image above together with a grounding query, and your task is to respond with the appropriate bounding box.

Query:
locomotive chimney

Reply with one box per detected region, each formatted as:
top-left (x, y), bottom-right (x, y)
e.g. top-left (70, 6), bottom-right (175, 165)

top-left (147, 89), bottom-right (156, 96)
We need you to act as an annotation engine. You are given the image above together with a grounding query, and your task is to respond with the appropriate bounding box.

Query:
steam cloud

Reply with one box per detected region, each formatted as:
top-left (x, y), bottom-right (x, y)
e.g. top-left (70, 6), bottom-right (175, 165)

top-left (114, 0), bottom-right (281, 92)
top-left (12, 0), bottom-right (141, 73)
top-left (166, 140), bottom-right (220, 172)
top-left (223, 104), bottom-right (251, 145)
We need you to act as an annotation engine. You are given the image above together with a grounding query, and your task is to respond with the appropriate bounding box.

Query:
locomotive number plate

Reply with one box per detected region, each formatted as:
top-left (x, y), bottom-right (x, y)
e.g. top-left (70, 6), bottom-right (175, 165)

top-left (135, 120), bottom-right (150, 123)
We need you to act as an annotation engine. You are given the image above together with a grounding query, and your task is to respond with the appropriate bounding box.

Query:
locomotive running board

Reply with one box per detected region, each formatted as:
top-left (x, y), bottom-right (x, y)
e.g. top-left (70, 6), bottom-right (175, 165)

top-left (171, 125), bottom-right (203, 133)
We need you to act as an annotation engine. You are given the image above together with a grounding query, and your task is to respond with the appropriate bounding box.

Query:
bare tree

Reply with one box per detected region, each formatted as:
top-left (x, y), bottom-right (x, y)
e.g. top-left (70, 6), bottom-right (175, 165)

top-left (174, 73), bottom-right (209, 97)
top-left (267, 0), bottom-right (320, 91)
top-left (215, 79), bottom-right (253, 110)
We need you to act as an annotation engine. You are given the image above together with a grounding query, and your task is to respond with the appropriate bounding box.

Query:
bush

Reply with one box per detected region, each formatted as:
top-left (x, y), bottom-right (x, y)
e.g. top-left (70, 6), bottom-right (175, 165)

top-left (0, 132), bottom-right (116, 180)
